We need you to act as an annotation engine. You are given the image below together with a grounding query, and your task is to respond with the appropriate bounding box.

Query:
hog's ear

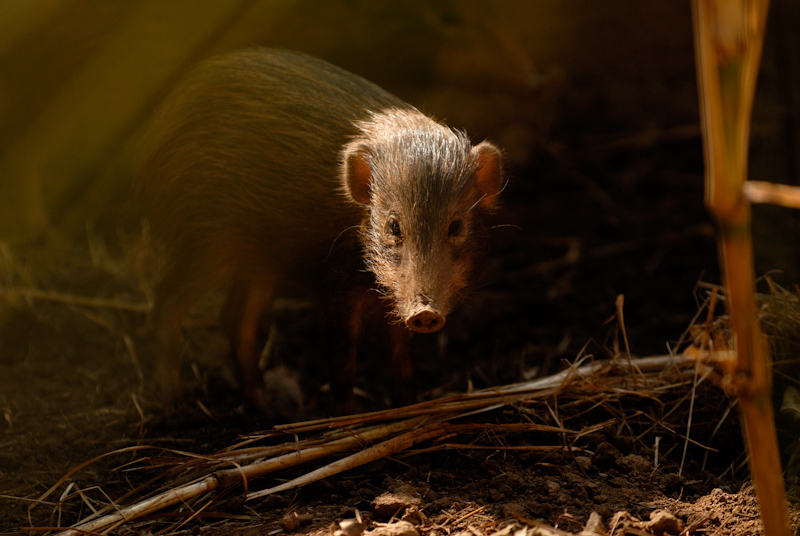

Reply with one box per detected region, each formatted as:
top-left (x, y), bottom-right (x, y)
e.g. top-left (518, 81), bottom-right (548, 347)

top-left (471, 141), bottom-right (504, 209)
top-left (342, 144), bottom-right (373, 205)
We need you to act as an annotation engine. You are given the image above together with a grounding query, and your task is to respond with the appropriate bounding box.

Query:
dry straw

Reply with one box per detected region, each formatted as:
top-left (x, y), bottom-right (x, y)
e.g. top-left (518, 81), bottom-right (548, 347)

top-left (30, 351), bottom-right (706, 536)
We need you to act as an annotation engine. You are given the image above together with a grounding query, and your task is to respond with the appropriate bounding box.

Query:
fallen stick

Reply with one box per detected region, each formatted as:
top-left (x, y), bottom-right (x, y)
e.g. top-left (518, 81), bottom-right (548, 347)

top-left (42, 354), bottom-right (693, 535)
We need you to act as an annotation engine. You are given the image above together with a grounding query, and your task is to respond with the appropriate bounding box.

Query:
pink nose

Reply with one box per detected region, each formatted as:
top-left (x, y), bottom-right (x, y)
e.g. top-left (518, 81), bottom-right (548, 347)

top-left (407, 306), bottom-right (446, 333)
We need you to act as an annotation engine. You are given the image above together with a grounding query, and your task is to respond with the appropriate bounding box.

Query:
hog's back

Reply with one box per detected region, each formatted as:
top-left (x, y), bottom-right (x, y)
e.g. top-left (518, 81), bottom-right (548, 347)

top-left (136, 49), bottom-right (408, 285)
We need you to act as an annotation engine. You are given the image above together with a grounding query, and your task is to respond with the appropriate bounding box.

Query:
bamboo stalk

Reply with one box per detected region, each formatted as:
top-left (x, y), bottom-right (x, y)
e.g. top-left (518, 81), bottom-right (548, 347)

top-left (691, 1), bottom-right (790, 534)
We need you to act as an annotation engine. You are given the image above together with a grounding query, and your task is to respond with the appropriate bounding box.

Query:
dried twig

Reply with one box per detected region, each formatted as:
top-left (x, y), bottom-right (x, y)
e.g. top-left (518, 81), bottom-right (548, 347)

top-left (39, 354), bottom-right (693, 535)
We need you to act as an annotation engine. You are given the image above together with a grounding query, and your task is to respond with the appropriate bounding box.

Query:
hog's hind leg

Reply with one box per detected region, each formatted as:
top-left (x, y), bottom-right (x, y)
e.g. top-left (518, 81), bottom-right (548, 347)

top-left (220, 276), bottom-right (275, 414)
top-left (150, 261), bottom-right (198, 409)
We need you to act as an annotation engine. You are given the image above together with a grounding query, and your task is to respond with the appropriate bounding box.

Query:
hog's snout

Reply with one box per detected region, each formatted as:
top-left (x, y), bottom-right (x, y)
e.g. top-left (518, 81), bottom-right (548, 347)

top-left (406, 305), bottom-right (446, 333)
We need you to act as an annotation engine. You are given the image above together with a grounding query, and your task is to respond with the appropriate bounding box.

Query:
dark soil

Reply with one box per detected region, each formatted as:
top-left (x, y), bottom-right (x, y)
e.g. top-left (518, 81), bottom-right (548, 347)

top-left (1, 90), bottom-right (799, 536)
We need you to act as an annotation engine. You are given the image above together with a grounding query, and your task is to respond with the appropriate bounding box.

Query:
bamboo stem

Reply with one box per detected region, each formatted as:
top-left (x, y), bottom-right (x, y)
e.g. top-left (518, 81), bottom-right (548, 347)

top-left (692, 1), bottom-right (790, 534)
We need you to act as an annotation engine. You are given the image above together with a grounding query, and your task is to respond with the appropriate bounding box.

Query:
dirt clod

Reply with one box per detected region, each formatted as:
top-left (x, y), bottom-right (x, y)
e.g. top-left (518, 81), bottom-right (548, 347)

top-left (369, 521), bottom-right (419, 536)
top-left (372, 484), bottom-right (423, 518)
top-left (616, 454), bottom-right (651, 474)
top-left (575, 456), bottom-right (592, 471)
top-left (545, 480), bottom-right (561, 497)
top-left (279, 511), bottom-right (313, 532)
top-left (594, 442), bottom-right (622, 465)
top-left (645, 509), bottom-right (684, 536)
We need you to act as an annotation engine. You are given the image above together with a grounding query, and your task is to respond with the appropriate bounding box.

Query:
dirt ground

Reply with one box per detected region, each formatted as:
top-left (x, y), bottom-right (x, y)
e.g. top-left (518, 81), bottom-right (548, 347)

top-left (2, 83), bottom-right (800, 535)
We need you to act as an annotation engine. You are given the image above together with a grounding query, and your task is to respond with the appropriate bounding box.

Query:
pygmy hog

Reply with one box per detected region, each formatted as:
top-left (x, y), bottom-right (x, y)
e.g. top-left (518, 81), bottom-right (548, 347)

top-left (136, 48), bottom-right (504, 414)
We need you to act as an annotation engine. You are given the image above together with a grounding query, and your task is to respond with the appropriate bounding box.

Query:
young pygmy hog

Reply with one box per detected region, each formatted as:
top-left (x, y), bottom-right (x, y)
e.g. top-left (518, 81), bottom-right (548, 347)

top-left (136, 48), bottom-right (504, 415)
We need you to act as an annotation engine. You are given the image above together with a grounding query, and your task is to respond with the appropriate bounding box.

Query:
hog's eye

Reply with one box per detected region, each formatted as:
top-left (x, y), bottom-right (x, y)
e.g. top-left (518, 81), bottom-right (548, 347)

top-left (386, 216), bottom-right (402, 240)
top-left (448, 219), bottom-right (463, 238)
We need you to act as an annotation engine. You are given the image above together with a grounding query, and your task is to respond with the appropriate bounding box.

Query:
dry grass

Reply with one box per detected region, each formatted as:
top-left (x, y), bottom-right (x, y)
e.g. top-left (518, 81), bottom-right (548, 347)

top-left (21, 346), bottom-right (720, 536)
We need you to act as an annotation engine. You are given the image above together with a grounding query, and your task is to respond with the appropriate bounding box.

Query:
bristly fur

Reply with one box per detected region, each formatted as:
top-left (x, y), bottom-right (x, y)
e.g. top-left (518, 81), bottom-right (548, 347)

top-left (136, 47), bottom-right (503, 412)
top-left (341, 108), bottom-right (501, 324)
